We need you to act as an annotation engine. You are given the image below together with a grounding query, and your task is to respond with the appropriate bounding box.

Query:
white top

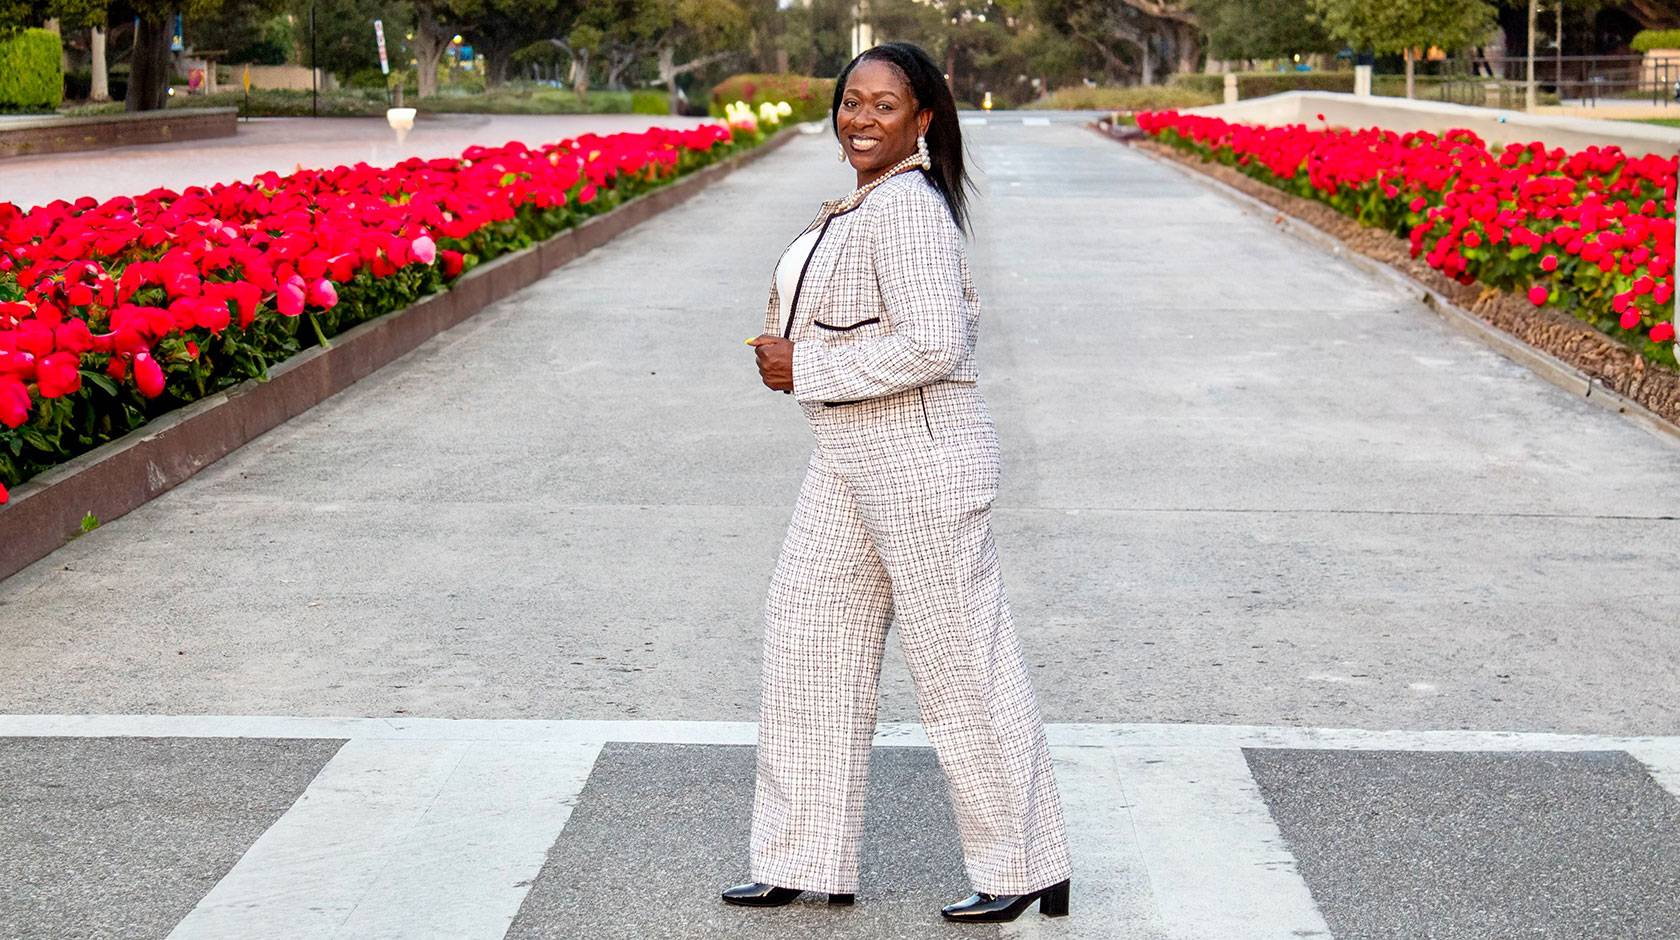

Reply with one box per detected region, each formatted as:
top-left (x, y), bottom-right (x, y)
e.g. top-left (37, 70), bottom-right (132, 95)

top-left (775, 226), bottom-right (824, 330)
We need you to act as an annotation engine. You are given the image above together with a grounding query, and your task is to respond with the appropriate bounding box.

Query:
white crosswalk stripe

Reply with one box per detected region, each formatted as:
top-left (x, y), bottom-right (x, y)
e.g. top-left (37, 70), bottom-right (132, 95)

top-left (4, 716), bottom-right (1679, 939)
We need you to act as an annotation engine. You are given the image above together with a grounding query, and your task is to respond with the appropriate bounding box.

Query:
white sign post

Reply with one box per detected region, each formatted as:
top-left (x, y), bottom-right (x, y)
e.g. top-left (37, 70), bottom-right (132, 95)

top-left (374, 19), bottom-right (389, 74)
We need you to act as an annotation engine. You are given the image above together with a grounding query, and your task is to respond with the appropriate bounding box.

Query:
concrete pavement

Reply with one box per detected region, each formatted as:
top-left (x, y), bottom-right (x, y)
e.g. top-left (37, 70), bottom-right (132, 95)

top-left (2, 114), bottom-right (1679, 937)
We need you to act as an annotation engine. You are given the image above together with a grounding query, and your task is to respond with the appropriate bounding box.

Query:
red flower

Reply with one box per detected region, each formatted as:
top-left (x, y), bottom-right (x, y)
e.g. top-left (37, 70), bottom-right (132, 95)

top-left (1540, 254), bottom-right (1558, 272)
top-left (35, 351), bottom-right (82, 398)
top-left (0, 374), bottom-right (30, 427)
top-left (1528, 285), bottom-right (1549, 306)
top-left (1652, 321), bottom-right (1676, 343)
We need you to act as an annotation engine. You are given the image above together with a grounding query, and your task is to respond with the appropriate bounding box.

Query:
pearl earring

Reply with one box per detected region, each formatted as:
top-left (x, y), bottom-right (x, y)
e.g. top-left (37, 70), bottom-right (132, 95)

top-left (916, 133), bottom-right (931, 170)
top-left (838, 144), bottom-right (848, 163)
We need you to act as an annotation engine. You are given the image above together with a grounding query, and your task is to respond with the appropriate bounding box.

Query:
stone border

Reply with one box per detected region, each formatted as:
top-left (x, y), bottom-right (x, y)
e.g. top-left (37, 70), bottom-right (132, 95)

top-left (0, 108), bottom-right (239, 159)
top-left (0, 128), bottom-right (797, 583)
top-left (1096, 123), bottom-right (1680, 443)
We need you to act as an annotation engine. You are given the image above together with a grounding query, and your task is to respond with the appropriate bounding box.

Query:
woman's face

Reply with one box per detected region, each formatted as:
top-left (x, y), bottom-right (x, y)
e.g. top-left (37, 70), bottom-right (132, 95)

top-left (837, 58), bottom-right (931, 177)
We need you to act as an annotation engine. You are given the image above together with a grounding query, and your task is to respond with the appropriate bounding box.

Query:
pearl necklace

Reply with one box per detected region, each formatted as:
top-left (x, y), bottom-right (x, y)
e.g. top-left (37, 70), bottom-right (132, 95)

top-left (833, 152), bottom-right (928, 213)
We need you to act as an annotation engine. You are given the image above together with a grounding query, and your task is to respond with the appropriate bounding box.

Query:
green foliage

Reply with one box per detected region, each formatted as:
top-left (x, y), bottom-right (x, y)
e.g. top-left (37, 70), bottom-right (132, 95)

top-left (1308, 0), bottom-right (1497, 57)
top-left (1026, 84), bottom-right (1218, 111)
top-left (0, 28), bottom-right (61, 112)
top-left (1191, 0), bottom-right (1336, 60)
top-left (631, 89), bottom-right (666, 114)
top-left (709, 73), bottom-right (833, 123)
top-left (1631, 30), bottom-right (1680, 54)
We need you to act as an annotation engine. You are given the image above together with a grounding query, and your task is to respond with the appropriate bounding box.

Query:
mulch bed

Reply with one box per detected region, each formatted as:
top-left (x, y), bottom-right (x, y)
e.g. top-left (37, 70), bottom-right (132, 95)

top-left (1126, 133), bottom-right (1680, 430)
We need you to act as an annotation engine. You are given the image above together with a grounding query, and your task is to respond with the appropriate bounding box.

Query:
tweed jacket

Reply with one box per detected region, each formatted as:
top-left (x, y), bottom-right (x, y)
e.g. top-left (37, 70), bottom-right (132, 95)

top-left (763, 170), bottom-right (981, 406)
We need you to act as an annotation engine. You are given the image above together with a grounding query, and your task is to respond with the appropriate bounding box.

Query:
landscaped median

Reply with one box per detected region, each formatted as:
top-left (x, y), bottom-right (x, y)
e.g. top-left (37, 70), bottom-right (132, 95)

top-left (1128, 109), bottom-right (1680, 429)
top-left (0, 106), bottom-right (795, 577)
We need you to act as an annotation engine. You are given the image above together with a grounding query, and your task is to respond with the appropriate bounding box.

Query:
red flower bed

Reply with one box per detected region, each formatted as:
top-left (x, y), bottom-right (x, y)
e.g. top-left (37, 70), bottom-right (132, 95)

top-left (1138, 110), bottom-right (1678, 363)
top-left (0, 122), bottom-right (752, 504)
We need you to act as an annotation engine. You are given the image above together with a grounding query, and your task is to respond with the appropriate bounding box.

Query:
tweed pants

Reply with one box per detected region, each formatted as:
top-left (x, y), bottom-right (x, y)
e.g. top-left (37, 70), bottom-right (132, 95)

top-left (748, 380), bottom-right (1073, 896)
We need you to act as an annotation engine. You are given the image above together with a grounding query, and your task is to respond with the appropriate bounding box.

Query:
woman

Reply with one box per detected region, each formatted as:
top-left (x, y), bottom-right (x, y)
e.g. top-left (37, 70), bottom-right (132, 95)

top-left (726, 42), bottom-right (1072, 924)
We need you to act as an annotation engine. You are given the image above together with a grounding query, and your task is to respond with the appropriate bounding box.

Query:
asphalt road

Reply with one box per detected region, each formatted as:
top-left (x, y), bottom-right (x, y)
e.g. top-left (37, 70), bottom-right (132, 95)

top-left (2, 113), bottom-right (1678, 940)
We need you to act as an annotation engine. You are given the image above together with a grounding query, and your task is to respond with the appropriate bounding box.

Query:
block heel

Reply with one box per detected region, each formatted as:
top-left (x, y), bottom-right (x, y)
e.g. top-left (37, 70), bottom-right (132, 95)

top-left (1038, 879), bottom-right (1070, 917)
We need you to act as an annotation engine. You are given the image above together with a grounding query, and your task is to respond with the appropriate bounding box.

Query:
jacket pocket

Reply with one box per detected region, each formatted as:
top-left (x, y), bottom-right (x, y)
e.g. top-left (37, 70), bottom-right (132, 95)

top-left (812, 316), bottom-right (881, 332)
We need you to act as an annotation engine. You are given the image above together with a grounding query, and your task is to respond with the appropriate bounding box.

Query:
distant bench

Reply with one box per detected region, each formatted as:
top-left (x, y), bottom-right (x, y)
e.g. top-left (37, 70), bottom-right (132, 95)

top-left (0, 107), bottom-right (238, 160)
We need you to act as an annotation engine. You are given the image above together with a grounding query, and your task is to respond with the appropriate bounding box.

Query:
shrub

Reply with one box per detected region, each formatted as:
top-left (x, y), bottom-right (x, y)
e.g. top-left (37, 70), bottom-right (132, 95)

top-left (1631, 30), bottom-right (1680, 54)
top-left (1169, 71), bottom-right (1354, 101)
top-left (1027, 84), bottom-right (1218, 111)
top-left (0, 29), bottom-right (64, 112)
top-left (63, 70), bottom-right (129, 103)
top-left (710, 73), bottom-right (834, 124)
top-left (632, 89), bottom-right (667, 115)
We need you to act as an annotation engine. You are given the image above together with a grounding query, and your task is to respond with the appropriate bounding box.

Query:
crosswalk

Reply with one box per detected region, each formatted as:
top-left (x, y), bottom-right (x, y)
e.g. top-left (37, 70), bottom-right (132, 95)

top-left (3, 716), bottom-right (1679, 939)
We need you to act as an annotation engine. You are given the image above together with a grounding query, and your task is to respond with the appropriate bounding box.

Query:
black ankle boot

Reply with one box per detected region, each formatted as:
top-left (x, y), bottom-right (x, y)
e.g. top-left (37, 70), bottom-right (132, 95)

top-left (940, 878), bottom-right (1069, 922)
top-left (720, 882), bottom-right (855, 907)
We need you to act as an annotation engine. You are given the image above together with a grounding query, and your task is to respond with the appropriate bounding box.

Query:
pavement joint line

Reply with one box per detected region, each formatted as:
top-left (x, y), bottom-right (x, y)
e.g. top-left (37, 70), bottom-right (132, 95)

top-left (1121, 133), bottom-right (1680, 448)
top-left (135, 496), bottom-right (1680, 521)
top-left (5, 715), bottom-right (1680, 753)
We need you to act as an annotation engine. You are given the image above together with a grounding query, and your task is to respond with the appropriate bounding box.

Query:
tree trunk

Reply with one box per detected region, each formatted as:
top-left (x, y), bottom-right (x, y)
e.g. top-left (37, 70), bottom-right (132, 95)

top-left (1140, 35), bottom-right (1154, 85)
top-left (43, 19), bottom-right (71, 75)
top-left (944, 43), bottom-right (957, 97)
top-left (659, 45), bottom-right (679, 115)
top-left (1175, 22), bottom-right (1197, 76)
top-left (413, 5), bottom-right (448, 99)
top-left (573, 51), bottom-right (591, 100)
top-left (90, 26), bottom-right (109, 102)
top-left (1405, 47), bottom-right (1415, 98)
top-left (126, 17), bottom-right (173, 112)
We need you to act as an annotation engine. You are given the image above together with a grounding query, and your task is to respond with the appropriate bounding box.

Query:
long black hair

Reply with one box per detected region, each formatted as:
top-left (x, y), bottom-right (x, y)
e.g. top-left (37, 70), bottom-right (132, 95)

top-left (831, 42), bottom-right (976, 237)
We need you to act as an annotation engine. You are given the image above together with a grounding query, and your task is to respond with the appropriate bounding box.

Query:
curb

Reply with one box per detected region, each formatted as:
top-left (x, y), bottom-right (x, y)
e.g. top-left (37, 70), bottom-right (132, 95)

top-left (0, 128), bottom-right (798, 583)
top-left (0, 108), bottom-right (241, 160)
top-left (1099, 125), bottom-right (1680, 447)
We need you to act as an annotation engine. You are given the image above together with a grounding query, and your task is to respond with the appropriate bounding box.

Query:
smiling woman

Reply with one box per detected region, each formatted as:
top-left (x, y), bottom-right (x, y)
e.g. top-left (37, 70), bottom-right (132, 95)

top-left (728, 41), bottom-right (1074, 927)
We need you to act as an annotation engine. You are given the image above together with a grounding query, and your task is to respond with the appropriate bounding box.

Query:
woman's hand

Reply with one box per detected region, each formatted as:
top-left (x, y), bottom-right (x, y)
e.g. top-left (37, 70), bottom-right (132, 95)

top-left (748, 335), bottom-right (794, 392)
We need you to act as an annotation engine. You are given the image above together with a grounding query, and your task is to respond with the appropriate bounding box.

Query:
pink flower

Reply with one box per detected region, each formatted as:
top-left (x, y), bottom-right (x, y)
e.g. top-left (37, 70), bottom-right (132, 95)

top-left (307, 279), bottom-right (339, 309)
top-left (1539, 254), bottom-right (1558, 272)
top-left (133, 352), bottom-right (165, 398)
top-left (1527, 285), bottom-right (1548, 306)
top-left (410, 235), bottom-right (437, 266)
top-left (277, 281), bottom-right (305, 317)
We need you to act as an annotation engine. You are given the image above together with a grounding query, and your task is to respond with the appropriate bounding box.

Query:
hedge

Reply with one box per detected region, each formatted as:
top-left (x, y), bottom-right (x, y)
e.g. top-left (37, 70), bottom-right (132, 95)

top-left (710, 73), bottom-right (834, 124)
top-left (0, 28), bottom-right (63, 112)
top-left (1171, 71), bottom-right (1356, 100)
top-left (1026, 84), bottom-right (1219, 111)
top-left (1632, 30), bottom-right (1680, 54)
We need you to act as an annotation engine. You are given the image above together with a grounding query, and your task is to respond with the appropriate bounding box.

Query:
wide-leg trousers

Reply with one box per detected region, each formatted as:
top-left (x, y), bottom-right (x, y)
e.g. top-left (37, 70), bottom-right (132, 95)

top-left (748, 380), bottom-right (1072, 896)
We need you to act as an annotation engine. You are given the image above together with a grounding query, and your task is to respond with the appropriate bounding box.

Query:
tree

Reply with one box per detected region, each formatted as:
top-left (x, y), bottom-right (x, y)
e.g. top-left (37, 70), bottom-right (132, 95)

top-left (621, 0), bottom-right (748, 113)
top-left (110, 0), bottom-right (223, 111)
top-left (1310, 0), bottom-right (1498, 97)
top-left (454, 0), bottom-right (574, 87)
top-left (41, 0), bottom-right (107, 99)
top-left (1035, 0), bottom-right (1199, 85)
top-left (1191, 0), bottom-right (1335, 63)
